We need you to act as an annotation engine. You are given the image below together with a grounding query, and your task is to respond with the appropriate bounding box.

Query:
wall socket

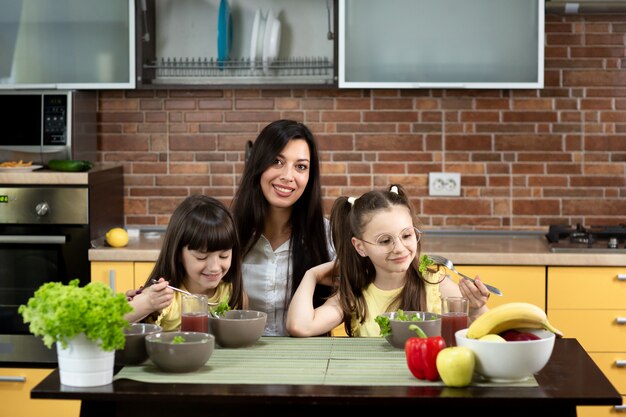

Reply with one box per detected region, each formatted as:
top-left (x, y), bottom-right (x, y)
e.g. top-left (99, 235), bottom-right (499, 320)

top-left (428, 172), bottom-right (461, 196)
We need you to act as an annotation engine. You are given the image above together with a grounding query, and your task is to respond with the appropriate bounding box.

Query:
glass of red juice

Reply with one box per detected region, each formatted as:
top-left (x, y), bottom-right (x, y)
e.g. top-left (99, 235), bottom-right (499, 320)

top-left (441, 297), bottom-right (469, 347)
top-left (181, 293), bottom-right (208, 333)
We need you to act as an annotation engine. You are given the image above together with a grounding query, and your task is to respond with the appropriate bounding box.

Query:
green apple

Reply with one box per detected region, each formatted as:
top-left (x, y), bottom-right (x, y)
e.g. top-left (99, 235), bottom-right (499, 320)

top-left (436, 346), bottom-right (475, 387)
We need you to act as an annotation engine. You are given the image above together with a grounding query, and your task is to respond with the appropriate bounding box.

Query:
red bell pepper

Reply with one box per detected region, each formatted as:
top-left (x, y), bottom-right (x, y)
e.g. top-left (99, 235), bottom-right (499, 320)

top-left (404, 324), bottom-right (446, 381)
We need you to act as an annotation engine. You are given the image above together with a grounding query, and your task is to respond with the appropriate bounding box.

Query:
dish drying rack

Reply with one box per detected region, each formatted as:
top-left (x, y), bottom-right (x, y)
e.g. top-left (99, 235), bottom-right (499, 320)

top-left (146, 56), bottom-right (334, 85)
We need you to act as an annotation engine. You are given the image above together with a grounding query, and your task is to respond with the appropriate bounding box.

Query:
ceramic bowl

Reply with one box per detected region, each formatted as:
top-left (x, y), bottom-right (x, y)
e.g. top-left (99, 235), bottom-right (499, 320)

top-left (145, 331), bottom-right (214, 373)
top-left (208, 309), bottom-right (267, 348)
top-left (115, 323), bottom-right (162, 365)
top-left (455, 328), bottom-right (555, 382)
top-left (378, 311), bottom-right (441, 349)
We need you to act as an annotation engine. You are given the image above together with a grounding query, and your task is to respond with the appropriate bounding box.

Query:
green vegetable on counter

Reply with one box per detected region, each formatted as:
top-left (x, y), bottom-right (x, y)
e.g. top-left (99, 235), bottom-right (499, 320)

top-left (47, 159), bottom-right (94, 172)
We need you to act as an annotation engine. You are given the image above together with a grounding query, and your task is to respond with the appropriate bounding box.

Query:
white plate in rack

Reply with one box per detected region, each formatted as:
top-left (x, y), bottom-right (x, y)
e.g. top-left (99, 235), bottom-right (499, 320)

top-left (249, 9), bottom-right (263, 69)
top-left (262, 10), bottom-right (281, 73)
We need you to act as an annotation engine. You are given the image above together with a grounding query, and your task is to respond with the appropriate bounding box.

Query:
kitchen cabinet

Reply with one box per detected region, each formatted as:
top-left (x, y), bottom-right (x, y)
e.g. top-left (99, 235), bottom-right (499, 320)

top-left (0, 0), bottom-right (134, 89)
top-left (548, 266), bottom-right (626, 417)
top-left (454, 265), bottom-right (546, 310)
top-left (91, 261), bottom-right (155, 293)
top-left (339, 0), bottom-right (544, 89)
top-left (136, 0), bottom-right (336, 88)
top-left (0, 367), bottom-right (80, 417)
top-left (91, 262), bottom-right (135, 294)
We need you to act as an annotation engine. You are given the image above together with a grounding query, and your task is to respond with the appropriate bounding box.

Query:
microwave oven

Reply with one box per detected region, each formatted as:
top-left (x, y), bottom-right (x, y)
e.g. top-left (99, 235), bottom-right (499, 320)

top-left (0, 90), bottom-right (97, 164)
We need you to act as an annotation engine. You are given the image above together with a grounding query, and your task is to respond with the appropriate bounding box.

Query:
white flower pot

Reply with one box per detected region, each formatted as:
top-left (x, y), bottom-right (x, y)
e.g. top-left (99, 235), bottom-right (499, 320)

top-left (56, 333), bottom-right (114, 387)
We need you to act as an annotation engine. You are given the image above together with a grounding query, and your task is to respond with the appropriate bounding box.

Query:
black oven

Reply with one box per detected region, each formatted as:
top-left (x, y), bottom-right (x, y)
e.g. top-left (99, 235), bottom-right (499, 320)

top-left (0, 187), bottom-right (90, 336)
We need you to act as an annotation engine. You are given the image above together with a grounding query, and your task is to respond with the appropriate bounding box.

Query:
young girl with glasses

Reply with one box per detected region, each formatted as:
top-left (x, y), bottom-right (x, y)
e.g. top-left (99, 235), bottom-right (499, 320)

top-left (286, 184), bottom-right (489, 337)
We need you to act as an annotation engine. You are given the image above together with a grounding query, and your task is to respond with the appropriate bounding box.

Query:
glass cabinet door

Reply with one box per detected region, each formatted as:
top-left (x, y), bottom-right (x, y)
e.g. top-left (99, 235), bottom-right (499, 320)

top-left (339, 0), bottom-right (544, 89)
top-left (0, 0), bottom-right (135, 89)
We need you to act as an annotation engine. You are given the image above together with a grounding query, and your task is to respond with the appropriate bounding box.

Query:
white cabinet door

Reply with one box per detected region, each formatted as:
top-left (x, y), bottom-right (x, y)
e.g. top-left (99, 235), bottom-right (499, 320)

top-left (0, 0), bottom-right (135, 89)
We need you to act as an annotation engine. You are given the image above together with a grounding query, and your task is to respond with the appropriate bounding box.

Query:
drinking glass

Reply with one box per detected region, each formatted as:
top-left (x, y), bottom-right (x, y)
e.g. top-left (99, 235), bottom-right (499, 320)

top-left (441, 296), bottom-right (469, 347)
top-left (181, 293), bottom-right (208, 333)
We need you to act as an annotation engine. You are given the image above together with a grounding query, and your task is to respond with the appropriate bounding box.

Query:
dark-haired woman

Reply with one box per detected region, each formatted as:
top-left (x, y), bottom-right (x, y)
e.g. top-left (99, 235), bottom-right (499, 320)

top-left (231, 119), bottom-right (334, 336)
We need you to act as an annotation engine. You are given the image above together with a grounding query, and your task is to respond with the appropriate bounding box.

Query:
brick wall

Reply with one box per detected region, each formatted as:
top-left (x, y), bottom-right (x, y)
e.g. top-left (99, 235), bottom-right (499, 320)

top-left (98, 12), bottom-right (626, 230)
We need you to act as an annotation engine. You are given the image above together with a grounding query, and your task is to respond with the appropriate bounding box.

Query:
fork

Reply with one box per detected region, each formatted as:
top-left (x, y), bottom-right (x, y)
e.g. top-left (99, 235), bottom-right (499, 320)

top-left (427, 254), bottom-right (503, 296)
top-left (150, 279), bottom-right (220, 305)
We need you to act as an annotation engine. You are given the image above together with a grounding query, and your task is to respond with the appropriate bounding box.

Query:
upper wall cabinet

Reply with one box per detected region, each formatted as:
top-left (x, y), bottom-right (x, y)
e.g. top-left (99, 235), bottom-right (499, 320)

top-left (339, 0), bottom-right (544, 89)
top-left (136, 0), bottom-right (336, 88)
top-left (0, 0), bottom-right (135, 90)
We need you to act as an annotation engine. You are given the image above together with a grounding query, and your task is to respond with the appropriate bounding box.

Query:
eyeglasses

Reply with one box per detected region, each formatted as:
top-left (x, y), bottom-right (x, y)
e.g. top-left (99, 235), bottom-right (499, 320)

top-left (358, 227), bottom-right (422, 253)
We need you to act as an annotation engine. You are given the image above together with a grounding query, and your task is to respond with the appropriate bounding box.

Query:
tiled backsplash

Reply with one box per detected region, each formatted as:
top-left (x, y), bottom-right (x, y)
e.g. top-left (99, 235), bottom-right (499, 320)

top-left (98, 13), bottom-right (626, 230)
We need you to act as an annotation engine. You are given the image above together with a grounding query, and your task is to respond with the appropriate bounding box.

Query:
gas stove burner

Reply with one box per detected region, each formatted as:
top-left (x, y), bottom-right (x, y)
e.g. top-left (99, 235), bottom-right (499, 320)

top-left (546, 223), bottom-right (626, 253)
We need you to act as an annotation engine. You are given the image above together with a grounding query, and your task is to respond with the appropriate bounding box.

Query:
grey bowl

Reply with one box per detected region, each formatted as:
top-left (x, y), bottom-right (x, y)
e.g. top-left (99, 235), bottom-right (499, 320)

top-left (145, 331), bottom-right (215, 373)
top-left (378, 311), bottom-right (442, 349)
top-left (116, 323), bottom-right (162, 365)
top-left (208, 309), bottom-right (267, 348)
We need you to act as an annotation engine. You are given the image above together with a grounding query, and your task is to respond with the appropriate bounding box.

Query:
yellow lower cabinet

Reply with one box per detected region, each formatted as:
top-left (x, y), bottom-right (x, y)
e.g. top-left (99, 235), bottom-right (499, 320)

top-left (548, 266), bottom-right (626, 417)
top-left (547, 310), bottom-right (626, 352)
top-left (455, 265), bottom-right (546, 310)
top-left (134, 262), bottom-right (156, 289)
top-left (0, 368), bottom-right (80, 417)
top-left (91, 261), bottom-right (134, 294)
top-left (577, 396), bottom-right (626, 417)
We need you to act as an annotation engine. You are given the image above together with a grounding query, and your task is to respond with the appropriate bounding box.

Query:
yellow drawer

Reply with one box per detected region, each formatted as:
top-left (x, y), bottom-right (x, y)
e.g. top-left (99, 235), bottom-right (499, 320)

top-left (548, 267), bottom-right (626, 309)
top-left (0, 368), bottom-right (80, 417)
top-left (589, 353), bottom-right (626, 394)
top-left (578, 395), bottom-right (626, 417)
top-left (549, 310), bottom-right (626, 351)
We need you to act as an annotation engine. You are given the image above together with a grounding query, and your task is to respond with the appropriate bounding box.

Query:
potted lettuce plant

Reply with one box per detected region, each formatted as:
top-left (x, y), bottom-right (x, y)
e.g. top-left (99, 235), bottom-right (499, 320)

top-left (18, 279), bottom-right (133, 387)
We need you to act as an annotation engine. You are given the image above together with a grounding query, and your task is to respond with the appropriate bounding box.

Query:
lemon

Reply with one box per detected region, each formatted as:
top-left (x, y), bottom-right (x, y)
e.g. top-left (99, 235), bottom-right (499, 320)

top-left (106, 228), bottom-right (129, 248)
top-left (479, 334), bottom-right (506, 342)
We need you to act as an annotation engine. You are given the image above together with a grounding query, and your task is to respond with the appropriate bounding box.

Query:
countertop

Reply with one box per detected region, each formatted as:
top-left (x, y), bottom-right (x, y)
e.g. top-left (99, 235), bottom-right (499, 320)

top-left (0, 164), bottom-right (122, 185)
top-left (31, 337), bottom-right (621, 417)
top-left (89, 230), bottom-right (626, 266)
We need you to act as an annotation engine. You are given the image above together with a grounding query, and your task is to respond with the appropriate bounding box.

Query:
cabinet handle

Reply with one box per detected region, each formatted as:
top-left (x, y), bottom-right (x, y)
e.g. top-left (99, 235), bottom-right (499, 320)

top-left (618, 274), bottom-right (626, 281)
top-left (0, 375), bottom-right (26, 382)
top-left (616, 360), bottom-right (626, 367)
top-left (109, 269), bottom-right (116, 292)
top-left (614, 405), bottom-right (626, 411)
top-left (616, 318), bottom-right (626, 324)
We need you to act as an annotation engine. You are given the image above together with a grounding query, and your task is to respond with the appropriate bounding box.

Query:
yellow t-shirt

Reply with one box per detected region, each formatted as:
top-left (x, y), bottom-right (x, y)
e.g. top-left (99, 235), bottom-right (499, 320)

top-left (146, 281), bottom-right (232, 331)
top-left (351, 269), bottom-right (445, 337)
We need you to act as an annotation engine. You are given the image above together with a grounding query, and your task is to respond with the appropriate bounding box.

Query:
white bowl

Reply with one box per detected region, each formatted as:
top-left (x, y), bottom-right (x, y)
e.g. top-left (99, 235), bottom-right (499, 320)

top-left (455, 328), bottom-right (555, 382)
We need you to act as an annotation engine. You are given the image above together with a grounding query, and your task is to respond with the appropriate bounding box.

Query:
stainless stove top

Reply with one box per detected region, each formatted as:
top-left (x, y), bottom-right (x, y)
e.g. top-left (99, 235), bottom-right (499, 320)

top-left (546, 224), bottom-right (626, 253)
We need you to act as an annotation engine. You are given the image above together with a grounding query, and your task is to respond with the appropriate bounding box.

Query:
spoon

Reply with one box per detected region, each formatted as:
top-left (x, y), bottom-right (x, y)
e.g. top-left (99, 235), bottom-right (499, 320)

top-left (427, 254), bottom-right (503, 296)
top-left (150, 279), bottom-right (220, 305)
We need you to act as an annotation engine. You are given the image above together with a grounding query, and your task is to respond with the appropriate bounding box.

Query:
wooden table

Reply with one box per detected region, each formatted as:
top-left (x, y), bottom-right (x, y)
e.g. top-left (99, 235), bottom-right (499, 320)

top-left (31, 337), bottom-right (620, 417)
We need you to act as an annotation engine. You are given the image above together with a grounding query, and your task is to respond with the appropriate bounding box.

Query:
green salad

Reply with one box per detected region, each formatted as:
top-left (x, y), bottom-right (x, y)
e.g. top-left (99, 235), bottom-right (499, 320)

top-left (375, 309), bottom-right (435, 337)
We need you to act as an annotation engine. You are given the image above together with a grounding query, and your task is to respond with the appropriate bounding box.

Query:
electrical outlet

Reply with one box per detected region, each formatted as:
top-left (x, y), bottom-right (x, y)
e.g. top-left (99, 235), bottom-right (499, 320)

top-left (428, 172), bottom-right (461, 196)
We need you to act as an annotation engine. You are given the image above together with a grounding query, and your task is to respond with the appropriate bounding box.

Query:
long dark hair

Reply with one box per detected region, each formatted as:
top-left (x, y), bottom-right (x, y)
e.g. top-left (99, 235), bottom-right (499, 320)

top-left (331, 184), bottom-right (425, 336)
top-left (144, 195), bottom-right (244, 309)
top-left (231, 119), bottom-right (331, 306)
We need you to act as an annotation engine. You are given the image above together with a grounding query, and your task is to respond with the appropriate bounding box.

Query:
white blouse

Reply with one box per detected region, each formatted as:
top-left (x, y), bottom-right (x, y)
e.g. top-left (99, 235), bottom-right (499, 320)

top-left (242, 236), bottom-right (292, 336)
top-left (242, 218), bottom-right (334, 337)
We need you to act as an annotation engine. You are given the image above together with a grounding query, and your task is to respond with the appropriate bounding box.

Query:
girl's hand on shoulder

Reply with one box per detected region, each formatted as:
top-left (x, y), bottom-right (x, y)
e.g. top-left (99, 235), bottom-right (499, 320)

top-left (308, 260), bottom-right (338, 286)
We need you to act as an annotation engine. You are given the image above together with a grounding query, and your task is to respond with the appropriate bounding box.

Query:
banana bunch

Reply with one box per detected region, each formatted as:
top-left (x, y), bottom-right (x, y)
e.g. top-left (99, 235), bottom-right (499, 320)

top-left (466, 302), bottom-right (563, 339)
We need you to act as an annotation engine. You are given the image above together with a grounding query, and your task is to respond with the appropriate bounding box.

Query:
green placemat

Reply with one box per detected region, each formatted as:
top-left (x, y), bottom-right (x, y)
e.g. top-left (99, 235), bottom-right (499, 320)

top-left (114, 337), bottom-right (538, 387)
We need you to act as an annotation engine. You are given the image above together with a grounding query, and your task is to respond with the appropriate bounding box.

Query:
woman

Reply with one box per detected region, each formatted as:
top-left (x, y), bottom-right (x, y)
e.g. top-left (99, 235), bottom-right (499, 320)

top-left (231, 119), bottom-right (333, 336)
